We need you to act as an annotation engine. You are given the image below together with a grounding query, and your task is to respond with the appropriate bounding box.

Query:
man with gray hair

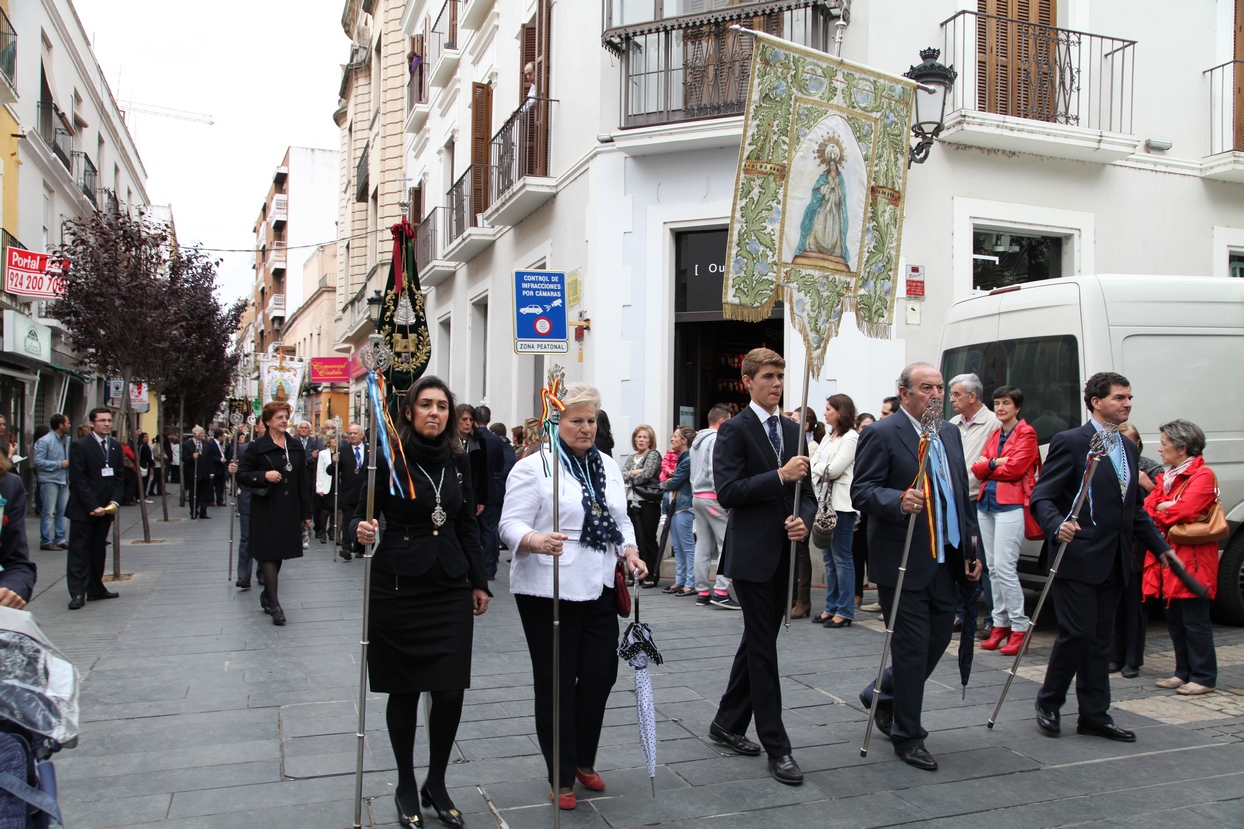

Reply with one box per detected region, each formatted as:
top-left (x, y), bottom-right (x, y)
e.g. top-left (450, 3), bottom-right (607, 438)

top-left (949, 373), bottom-right (1000, 633)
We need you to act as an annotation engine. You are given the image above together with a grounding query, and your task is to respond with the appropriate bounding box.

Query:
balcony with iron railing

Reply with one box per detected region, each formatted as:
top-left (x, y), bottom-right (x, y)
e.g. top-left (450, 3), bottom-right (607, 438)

top-left (444, 164), bottom-right (499, 263)
top-left (268, 240), bottom-right (287, 272)
top-left (413, 207), bottom-right (456, 288)
top-left (428, 0), bottom-right (460, 88)
top-left (485, 96), bottom-right (556, 228)
top-left (938, 10), bottom-right (1138, 162)
top-left (96, 188), bottom-right (120, 214)
top-left (1202, 60), bottom-right (1244, 183)
top-left (73, 152), bottom-right (98, 207)
top-left (37, 102), bottom-right (73, 171)
top-left (405, 57), bottom-right (431, 134)
top-left (604, 1), bottom-right (835, 132)
top-left (271, 194), bottom-right (288, 228)
top-left (356, 142), bottom-right (370, 203)
top-left (0, 6), bottom-right (16, 105)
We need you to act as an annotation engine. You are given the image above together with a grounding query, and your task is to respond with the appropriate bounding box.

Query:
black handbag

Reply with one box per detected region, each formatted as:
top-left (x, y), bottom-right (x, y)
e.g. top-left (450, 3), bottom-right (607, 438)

top-left (631, 480), bottom-right (663, 502)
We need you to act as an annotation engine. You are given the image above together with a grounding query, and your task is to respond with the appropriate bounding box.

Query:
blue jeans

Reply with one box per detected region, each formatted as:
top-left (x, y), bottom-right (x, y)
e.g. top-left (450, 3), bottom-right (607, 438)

top-left (669, 509), bottom-right (694, 588)
top-left (820, 511), bottom-right (856, 619)
top-left (1167, 598), bottom-right (1217, 687)
top-left (39, 481), bottom-right (69, 546)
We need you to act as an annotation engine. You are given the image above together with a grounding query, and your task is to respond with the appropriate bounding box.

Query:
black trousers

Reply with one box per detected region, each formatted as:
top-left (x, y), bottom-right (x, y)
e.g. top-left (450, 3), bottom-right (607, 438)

top-left (190, 478), bottom-right (209, 517)
top-left (1037, 571), bottom-right (1123, 727)
top-left (853, 514), bottom-right (869, 597)
top-left (515, 590), bottom-right (620, 789)
top-left (629, 501), bottom-right (661, 580)
top-left (212, 474), bottom-right (226, 505)
top-left (714, 548), bottom-right (792, 757)
top-left (67, 517), bottom-right (112, 597)
top-left (1167, 598), bottom-right (1217, 687)
top-left (862, 563), bottom-right (956, 749)
top-left (1109, 570), bottom-right (1147, 669)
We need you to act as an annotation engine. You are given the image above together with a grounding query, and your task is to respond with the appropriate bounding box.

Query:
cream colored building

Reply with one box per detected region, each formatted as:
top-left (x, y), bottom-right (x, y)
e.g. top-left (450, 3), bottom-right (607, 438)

top-left (282, 244), bottom-right (348, 428)
top-left (334, 0), bottom-right (410, 426)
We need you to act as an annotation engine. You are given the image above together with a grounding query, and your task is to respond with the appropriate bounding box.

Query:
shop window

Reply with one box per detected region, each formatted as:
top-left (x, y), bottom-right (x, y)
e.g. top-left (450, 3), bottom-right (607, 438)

top-left (972, 229), bottom-right (1063, 292)
top-left (1230, 251), bottom-right (1244, 278)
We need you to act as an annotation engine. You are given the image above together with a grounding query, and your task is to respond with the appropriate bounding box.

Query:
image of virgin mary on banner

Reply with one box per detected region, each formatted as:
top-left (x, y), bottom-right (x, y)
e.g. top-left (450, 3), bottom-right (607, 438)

top-left (724, 32), bottom-right (915, 374)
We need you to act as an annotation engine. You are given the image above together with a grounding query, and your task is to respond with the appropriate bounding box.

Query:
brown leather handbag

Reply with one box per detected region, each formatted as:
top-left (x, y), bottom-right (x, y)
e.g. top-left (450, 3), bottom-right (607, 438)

top-left (1167, 473), bottom-right (1229, 545)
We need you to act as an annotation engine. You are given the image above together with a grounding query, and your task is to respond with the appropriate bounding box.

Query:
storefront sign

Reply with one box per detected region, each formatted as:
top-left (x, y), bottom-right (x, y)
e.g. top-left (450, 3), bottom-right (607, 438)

top-left (310, 357), bottom-right (349, 383)
top-left (1, 310), bottom-right (52, 364)
top-left (130, 381), bottom-right (150, 413)
top-left (905, 265), bottom-right (925, 299)
top-left (4, 247), bottom-right (68, 300)
top-left (347, 349), bottom-right (368, 380)
top-left (513, 270), bottom-right (568, 354)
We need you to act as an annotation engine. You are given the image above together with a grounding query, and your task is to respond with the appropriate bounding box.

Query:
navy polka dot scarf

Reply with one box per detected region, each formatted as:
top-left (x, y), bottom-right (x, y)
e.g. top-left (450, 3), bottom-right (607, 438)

top-left (558, 438), bottom-right (624, 551)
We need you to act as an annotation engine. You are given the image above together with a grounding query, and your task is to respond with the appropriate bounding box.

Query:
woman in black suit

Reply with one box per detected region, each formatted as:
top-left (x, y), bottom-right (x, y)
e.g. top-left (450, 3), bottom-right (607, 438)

top-left (355, 376), bottom-right (491, 829)
top-left (235, 401), bottom-right (312, 626)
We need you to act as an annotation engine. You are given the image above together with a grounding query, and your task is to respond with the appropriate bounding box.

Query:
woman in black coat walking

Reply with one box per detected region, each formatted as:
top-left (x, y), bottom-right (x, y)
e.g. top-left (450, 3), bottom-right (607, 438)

top-left (355, 375), bottom-right (491, 829)
top-left (235, 401), bottom-right (312, 626)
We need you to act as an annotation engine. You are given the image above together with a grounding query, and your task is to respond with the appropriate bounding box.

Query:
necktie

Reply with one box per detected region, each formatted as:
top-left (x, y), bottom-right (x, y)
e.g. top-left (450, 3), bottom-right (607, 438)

top-left (354, 446), bottom-right (362, 467)
top-left (1107, 434), bottom-right (1128, 495)
top-left (766, 415), bottom-right (782, 460)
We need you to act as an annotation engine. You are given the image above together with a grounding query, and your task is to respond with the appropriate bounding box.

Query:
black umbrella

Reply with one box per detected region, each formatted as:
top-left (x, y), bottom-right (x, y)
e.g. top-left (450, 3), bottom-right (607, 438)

top-left (956, 537), bottom-right (985, 700)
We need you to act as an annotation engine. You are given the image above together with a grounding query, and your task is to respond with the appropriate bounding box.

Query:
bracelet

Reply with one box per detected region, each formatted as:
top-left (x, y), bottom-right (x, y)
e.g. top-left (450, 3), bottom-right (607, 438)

top-left (520, 531), bottom-right (536, 553)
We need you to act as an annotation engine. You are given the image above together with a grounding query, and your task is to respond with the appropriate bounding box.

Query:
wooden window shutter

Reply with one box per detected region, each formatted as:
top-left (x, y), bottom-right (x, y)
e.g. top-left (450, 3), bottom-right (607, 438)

top-left (976, 0), bottom-right (1056, 120)
top-left (471, 82), bottom-right (492, 216)
top-left (408, 185), bottom-right (422, 224)
top-left (535, 0), bottom-right (551, 98)
top-left (521, 23), bottom-right (537, 103)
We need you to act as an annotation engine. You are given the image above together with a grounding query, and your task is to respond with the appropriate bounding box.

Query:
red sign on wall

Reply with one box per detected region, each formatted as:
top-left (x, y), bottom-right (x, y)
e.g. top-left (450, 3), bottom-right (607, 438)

top-left (905, 265), bottom-right (925, 299)
top-left (4, 247), bottom-right (69, 300)
top-left (310, 357), bottom-right (349, 383)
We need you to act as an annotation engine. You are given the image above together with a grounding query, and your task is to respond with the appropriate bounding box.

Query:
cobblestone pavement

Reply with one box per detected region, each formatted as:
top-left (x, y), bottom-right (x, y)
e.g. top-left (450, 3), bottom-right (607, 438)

top-left (20, 494), bottom-right (1244, 828)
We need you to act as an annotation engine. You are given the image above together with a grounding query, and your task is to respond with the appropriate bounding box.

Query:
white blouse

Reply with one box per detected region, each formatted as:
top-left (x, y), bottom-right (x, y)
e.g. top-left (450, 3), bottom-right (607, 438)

top-left (811, 429), bottom-right (858, 514)
top-left (501, 449), bottom-right (637, 602)
top-left (316, 448), bottom-right (333, 495)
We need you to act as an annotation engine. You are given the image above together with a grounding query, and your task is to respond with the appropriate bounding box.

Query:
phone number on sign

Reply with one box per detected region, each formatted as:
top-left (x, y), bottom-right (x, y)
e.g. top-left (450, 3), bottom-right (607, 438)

top-left (5, 269), bottom-right (67, 298)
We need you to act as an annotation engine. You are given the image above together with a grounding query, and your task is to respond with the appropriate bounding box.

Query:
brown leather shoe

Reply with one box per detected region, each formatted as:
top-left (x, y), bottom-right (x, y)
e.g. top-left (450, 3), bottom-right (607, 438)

top-left (790, 601), bottom-right (811, 619)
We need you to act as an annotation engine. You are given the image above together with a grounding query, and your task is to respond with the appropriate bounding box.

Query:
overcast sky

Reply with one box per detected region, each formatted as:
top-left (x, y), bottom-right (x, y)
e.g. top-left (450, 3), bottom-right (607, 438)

top-left (74, 0), bottom-right (345, 306)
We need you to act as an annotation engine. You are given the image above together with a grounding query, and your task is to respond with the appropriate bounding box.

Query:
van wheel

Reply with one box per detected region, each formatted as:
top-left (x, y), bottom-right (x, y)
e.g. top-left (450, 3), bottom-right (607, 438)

top-left (1211, 532), bottom-right (1244, 625)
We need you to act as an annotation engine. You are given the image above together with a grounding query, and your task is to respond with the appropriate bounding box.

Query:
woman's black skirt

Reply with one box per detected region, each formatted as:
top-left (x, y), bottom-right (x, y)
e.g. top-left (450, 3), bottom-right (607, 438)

top-left (367, 561), bottom-right (474, 693)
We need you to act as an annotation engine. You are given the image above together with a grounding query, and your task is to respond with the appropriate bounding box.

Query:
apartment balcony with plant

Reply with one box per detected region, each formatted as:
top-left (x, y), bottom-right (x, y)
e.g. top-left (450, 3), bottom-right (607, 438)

top-left (937, 8), bottom-right (1138, 162)
top-left (602, 1), bottom-right (836, 128)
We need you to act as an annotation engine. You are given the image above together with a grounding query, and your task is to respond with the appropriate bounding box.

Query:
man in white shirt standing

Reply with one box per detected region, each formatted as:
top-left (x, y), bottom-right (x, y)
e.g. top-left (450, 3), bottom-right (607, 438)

top-left (949, 373), bottom-right (1000, 633)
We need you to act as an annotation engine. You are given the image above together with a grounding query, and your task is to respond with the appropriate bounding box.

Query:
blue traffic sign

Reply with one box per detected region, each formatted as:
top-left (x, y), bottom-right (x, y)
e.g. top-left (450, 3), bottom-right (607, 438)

top-left (513, 270), bottom-right (568, 353)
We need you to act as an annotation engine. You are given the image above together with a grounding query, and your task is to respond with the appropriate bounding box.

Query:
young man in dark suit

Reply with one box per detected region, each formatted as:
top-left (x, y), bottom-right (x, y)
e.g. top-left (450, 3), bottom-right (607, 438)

top-left (65, 407), bottom-right (125, 609)
top-left (207, 429), bottom-right (228, 506)
top-left (1030, 372), bottom-right (1170, 742)
top-left (334, 422), bottom-right (367, 561)
top-left (851, 363), bottom-right (981, 771)
top-left (707, 348), bottom-right (817, 785)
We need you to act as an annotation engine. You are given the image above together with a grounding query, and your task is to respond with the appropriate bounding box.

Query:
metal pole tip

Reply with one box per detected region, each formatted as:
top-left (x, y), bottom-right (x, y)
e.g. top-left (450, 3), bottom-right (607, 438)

top-left (986, 721), bottom-right (995, 729)
top-left (859, 748), bottom-right (868, 757)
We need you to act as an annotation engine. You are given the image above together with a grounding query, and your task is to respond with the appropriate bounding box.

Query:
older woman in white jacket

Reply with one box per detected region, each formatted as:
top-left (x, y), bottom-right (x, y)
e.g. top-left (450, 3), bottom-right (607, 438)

top-left (810, 394), bottom-right (859, 628)
top-left (500, 382), bottom-right (647, 810)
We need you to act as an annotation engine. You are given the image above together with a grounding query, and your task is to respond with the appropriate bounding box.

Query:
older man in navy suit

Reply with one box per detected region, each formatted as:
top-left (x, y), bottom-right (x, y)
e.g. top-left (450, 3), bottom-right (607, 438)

top-left (706, 347), bottom-right (817, 786)
top-left (852, 363), bottom-right (981, 771)
top-left (1030, 372), bottom-right (1170, 742)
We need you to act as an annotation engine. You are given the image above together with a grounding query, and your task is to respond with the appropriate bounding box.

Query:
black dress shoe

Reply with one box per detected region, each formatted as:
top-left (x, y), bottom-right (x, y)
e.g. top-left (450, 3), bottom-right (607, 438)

top-left (236, 579), bottom-right (251, 589)
top-left (895, 744), bottom-right (938, 771)
top-left (1035, 705), bottom-right (1061, 737)
top-left (68, 595), bottom-right (85, 610)
top-left (1120, 665), bottom-right (1140, 678)
top-left (1107, 662), bottom-right (1123, 673)
top-left (858, 691), bottom-right (892, 737)
top-left (707, 721), bottom-right (762, 756)
top-left (338, 549), bottom-right (353, 561)
top-left (420, 786), bottom-right (464, 828)
top-left (767, 754), bottom-right (803, 785)
top-left (270, 607), bottom-right (286, 626)
top-left (1076, 721), bottom-right (1135, 742)
top-left (396, 792), bottom-right (423, 828)
top-left (88, 590), bottom-right (119, 600)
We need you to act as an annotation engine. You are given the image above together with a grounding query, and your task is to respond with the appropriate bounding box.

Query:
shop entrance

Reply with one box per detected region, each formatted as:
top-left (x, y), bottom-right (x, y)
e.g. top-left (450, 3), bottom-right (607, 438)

top-left (673, 229), bottom-right (783, 429)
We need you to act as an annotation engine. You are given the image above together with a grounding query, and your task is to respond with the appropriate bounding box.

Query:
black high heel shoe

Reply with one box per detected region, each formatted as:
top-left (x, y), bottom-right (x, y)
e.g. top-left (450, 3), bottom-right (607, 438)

top-left (396, 792), bottom-right (423, 828)
top-left (420, 786), bottom-right (464, 828)
top-left (824, 617), bottom-right (853, 628)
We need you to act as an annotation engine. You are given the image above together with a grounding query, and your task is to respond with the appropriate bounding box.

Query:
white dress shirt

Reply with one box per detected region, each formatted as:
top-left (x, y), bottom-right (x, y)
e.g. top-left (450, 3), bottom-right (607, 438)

top-left (501, 450), bottom-right (637, 601)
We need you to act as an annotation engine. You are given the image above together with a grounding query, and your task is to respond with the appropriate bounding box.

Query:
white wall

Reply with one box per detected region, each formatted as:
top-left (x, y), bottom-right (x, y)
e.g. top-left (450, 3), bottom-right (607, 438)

top-left (286, 147), bottom-right (339, 314)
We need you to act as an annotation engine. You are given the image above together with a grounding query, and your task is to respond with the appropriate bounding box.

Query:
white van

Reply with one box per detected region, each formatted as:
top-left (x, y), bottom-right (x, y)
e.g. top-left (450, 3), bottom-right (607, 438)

top-left (937, 275), bottom-right (1244, 624)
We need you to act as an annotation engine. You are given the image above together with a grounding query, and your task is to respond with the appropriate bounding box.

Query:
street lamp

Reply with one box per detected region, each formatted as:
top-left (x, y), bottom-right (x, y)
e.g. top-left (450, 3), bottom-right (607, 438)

top-left (366, 289), bottom-right (384, 329)
top-left (904, 47), bottom-right (957, 166)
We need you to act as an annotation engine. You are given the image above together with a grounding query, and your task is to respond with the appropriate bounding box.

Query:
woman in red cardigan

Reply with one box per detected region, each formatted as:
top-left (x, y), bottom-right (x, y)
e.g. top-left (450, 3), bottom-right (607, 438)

top-left (971, 385), bottom-right (1040, 657)
top-left (1144, 419), bottom-right (1219, 696)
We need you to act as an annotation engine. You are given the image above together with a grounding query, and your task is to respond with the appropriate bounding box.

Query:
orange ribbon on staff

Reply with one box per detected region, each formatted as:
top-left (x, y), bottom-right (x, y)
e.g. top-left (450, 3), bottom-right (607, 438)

top-left (910, 434), bottom-right (937, 559)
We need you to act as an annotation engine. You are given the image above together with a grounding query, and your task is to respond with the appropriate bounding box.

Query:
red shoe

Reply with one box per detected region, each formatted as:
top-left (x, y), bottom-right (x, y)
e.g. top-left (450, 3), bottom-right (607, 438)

top-left (999, 631), bottom-right (1029, 656)
top-left (980, 626), bottom-right (1011, 651)
top-left (575, 769), bottom-right (606, 791)
top-left (550, 790), bottom-right (576, 810)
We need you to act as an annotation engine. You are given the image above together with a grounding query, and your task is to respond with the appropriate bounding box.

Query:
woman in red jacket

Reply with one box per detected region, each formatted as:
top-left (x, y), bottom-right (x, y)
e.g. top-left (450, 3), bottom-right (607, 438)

top-left (971, 385), bottom-right (1040, 657)
top-left (1144, 419), bottom-right (1218, 696)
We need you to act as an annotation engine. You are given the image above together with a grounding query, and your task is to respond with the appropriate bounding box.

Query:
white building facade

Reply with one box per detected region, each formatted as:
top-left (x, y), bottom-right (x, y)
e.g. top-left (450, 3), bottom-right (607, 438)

top-left (2, 0), bottom-right (147, 463)
top-left (400, 0), bottom-right (1244, 446)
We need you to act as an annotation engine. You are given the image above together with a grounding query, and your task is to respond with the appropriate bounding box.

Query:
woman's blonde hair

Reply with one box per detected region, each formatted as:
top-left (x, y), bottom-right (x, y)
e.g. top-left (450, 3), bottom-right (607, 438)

top-left (631, 424), bottom-right (657, 452)
top-left (562, 381), bottom-right (601, 411)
